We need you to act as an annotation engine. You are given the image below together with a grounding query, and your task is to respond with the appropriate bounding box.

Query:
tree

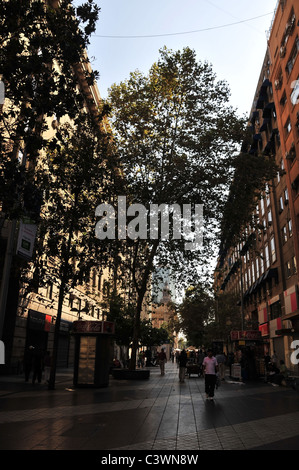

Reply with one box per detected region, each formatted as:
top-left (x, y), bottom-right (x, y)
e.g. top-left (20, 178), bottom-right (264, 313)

top-left (179, 285), bottom-right (215, 347)
top-left (106, 293), bottom-right (169, 365)
top-left (105, 46), bottom-right (245, 369)
top-left (0, 0), bottom-right (104, 368)
top-left (21, 117), bottom-right (110, 389)
top-left (0, 0), bottom-right (101, 167)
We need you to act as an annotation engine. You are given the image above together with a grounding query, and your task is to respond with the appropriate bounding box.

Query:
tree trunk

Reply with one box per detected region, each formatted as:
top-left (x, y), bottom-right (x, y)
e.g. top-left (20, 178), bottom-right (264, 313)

top-left (48, 278), bottom-right (65, 390)
top-left (129, 240), bottom-right (159, 371)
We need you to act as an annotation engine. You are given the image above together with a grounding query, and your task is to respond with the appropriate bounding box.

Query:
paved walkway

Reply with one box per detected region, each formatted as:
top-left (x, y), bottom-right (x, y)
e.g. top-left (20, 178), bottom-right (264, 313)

top-left (0, 362), bottom-right (299, 451)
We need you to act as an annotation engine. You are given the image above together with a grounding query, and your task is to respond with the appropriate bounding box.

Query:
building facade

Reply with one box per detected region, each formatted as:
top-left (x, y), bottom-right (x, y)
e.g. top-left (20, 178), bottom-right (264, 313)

top-left (215, 0), bottom-right (299, 374)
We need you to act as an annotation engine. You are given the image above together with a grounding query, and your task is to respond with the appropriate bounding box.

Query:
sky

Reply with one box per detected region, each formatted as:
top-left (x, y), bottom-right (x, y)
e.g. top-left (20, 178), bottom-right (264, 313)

top-left (83, 0), bottom-right (279, 295)
top-left (86, 0), bottom-right (278, 117)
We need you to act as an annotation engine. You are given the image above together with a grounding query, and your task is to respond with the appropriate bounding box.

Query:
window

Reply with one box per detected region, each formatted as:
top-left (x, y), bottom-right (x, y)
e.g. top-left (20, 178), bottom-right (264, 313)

top-left (252, 261), bottom-right (255, 283)
top-left (270, 236), bottom-right (276, 263)
top-left (286, 260), bottom-right (292, 278)
top-left (256, 258), bottom-right (260, 278)
top-left (291, 75), bottom-right (299, 105)
top-left (286, 37), bottom-right (299, 76)
top-left (265, 244), bottom-right (270, 268)
top-left (279, 196), bottom-right (284, 212)
top-left (46, 283), bottom-right (53, 300)
top-left (288, 219), bottom-right (293, 237)
top-left (284, 187), bottom-right (289, 204)
top-left (244, 271), bottom-right (248, 290)
top-left (266, 187), bottom-right (271, 206)
top-left (97, 273), bottom-right (102, 292)
top-left (292, 256), bottom-right (297, 274)
top-left (260, 253), bottom-right (264, 274)
top-left (91, 269), bottom-right (96, 288)
top-left (282, 225), bottom-right (288, 243)
top-left (280, 90), bottom-right (287, 108)
top-left (268, 209), bottom-right (272, 224)
top-left (285, 118), bottom-right (292, 136)
top-left (69, 293), bottom-right (75, 308)
top-left (261, 197), bottom-right (265, 216)
top-left (270, 301), bottom-right (281, 320)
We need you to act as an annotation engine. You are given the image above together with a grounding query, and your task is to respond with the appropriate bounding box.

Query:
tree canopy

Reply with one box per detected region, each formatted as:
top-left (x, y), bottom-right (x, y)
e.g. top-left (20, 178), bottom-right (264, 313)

top-left (104, 46), bottom-right (246, 368)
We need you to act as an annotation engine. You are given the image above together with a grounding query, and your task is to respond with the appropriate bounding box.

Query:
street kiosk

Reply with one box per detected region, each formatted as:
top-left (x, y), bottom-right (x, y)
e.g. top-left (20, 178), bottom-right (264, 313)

top-left (72, 320), bottom-right (115, 388)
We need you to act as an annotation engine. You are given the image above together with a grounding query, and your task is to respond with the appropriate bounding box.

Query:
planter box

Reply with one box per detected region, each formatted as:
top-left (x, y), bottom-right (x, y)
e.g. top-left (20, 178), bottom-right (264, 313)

top-left (112, 368), bottom-right (150, 380)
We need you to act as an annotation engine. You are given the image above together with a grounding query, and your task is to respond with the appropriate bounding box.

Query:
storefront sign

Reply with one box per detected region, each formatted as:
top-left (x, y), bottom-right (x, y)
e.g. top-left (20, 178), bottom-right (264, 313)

top-left (259, 323), bottom-right (269, 337)
top-left (73, 320), bottom-right (115, 335)
top-left (230, 330), bottom-right (261, 341)
top-left (29, 310), bottom-right (46, 331)
top-left (16, 221), bottom-right (37, 259)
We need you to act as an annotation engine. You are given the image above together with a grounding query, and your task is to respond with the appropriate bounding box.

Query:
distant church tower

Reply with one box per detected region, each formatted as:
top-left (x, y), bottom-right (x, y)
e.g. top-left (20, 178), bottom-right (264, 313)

top-left (160, 281), bottom-right (171, 305)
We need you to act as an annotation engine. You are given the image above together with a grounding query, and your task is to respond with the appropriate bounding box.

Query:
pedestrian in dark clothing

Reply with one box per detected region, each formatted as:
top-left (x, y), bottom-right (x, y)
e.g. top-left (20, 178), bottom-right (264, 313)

top-left (178, 349), bottom-right (188, 382)
top-left (158, 348), bottom-right (167, 375)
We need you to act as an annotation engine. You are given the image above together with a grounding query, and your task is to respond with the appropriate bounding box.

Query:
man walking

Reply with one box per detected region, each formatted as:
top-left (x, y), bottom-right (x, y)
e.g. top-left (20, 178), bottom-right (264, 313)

top-left (158, 348), bottom-right (167, 376)
top-left (203, 349), bottom-right (218, 400)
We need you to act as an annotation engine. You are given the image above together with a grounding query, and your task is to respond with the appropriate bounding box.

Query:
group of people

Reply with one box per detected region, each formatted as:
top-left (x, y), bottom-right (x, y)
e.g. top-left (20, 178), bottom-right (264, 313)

top-left (264, 351), bottom-right (290, 385)
top-left (23, 346), bottom-right (52, 384)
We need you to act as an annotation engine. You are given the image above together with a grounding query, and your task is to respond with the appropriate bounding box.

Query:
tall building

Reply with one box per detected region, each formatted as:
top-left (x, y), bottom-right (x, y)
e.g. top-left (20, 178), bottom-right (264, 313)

top-left (215, 0), bottom-right (299, 373)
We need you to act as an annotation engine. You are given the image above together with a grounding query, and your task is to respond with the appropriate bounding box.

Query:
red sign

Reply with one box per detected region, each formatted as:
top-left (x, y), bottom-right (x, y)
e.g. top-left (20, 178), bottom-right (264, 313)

top-left (72, 320), bottom-right (115, 334)
top-left (259, 323), bottom-right (269, 337)
top-left (230, 330), bottom-right (262, 341)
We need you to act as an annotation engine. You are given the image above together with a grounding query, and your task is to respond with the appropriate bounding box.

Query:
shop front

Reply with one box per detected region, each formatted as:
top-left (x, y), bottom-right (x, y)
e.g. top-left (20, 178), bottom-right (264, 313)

top-left (230, 330), bottom-right (265, 378)
top-left (26, 310), bottom-right (51, 352)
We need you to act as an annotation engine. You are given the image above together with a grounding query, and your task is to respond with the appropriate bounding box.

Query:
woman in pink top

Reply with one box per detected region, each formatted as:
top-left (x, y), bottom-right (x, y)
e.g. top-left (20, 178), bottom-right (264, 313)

top-left (203, 349), bottom-right (218, 400)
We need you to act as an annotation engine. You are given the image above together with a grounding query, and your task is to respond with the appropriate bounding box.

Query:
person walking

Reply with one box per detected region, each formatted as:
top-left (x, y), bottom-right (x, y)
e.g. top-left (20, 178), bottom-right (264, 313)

top-left (203, 349), bottom-right (218, 400)
top-left (178, 349), bottom-right (188, 383)
top-left (158, 348), bottom-right (167, 376)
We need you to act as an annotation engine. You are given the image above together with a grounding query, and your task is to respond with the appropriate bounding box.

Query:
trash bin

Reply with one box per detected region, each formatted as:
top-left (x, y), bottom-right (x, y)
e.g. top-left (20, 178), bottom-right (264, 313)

top-left (72, 320), bottom-right (114, 388)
